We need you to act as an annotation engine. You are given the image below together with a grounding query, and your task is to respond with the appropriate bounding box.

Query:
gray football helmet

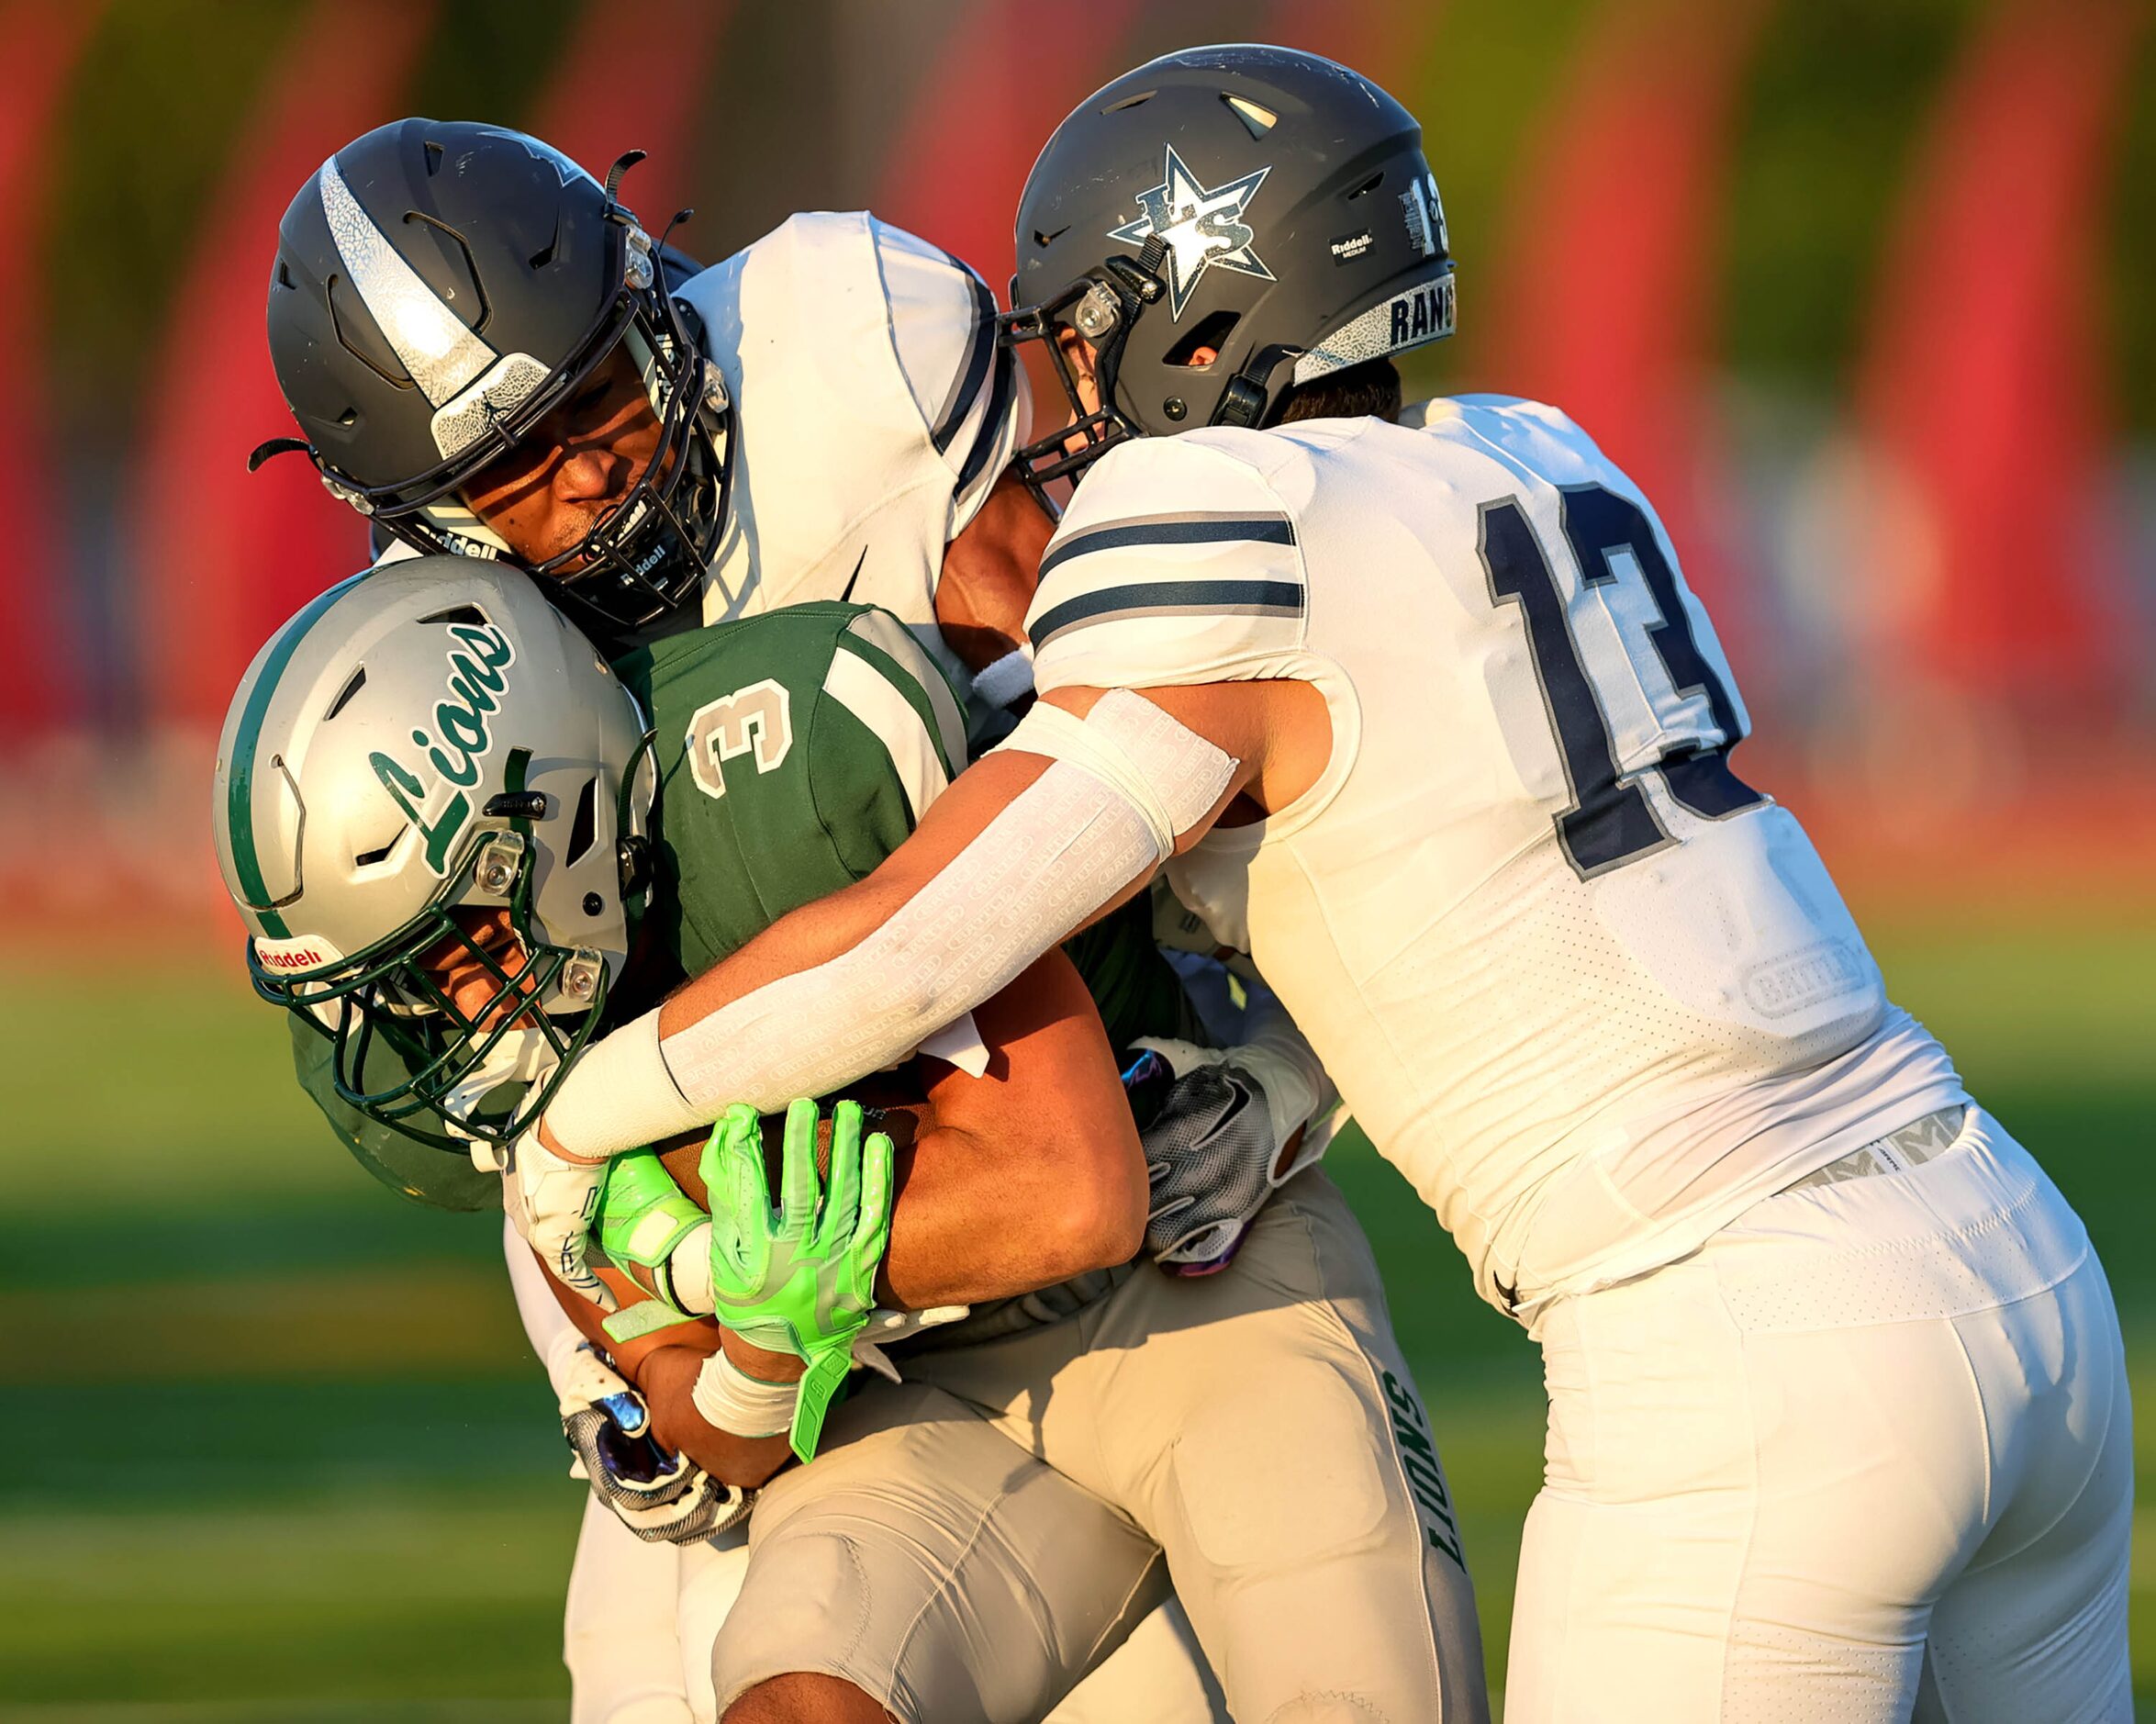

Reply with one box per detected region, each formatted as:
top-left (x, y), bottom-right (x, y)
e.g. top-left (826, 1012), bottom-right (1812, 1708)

top-left (1001, 45), bottom-right (1455, 494)
top-left (211, 557), bottom-right (655, 1147)
top-left (257, 118), bottom-right (731, 635)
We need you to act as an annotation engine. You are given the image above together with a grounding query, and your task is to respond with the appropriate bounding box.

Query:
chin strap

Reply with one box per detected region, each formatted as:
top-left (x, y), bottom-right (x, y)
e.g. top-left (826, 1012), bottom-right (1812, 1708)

top-left (1209, 341), bottom-right (1304, 431)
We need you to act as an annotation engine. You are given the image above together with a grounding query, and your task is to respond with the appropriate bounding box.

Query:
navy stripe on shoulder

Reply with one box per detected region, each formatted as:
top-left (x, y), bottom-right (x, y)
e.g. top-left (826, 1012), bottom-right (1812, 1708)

top-left (929, 257), bottom-right (997, 454)
top-left (953, 341), bottom-right (1016, 497)
top-left (1031, 578), bottom-right (1305, 650)
top-left (1038, 513), bottom-right (1296, 583)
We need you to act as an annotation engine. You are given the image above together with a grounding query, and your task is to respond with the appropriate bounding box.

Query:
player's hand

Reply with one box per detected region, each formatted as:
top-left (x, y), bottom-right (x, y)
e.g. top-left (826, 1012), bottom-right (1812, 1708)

top-left (701, 1098), bottom-right (894, 1461)
top-left (557, 1342), bottom-right (750, 1544)
top-left (1129, 1035), bottom-right (1337, 1276)
top-left (598, 1148), bottom-right (711, 1316)
top-left (505, 1128), bottom-right (616, 1311)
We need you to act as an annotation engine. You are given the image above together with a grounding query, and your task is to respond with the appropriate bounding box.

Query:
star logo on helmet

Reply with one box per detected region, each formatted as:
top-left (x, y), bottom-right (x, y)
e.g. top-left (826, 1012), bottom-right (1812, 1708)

top-left (1108, 145), bottom-right (1274, 321)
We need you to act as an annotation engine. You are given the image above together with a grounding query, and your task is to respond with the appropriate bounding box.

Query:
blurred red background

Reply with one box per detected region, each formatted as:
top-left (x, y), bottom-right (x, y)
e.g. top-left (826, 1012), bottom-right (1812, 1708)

top-left (2, 0), bottom-right (2150, 947)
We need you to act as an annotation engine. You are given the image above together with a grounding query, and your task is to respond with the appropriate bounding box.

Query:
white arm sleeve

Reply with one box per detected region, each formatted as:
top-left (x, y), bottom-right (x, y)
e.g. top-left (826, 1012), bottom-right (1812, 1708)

top-left (541, 692), bottom-right (1235, 1159)
top-left (503, 1215), bottom-right (586, 1399)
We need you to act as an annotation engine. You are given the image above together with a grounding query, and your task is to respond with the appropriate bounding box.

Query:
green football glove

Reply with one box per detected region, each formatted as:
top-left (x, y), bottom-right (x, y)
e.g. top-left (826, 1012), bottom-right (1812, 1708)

top-left (701, 1097), bottom-right (895, 1462)
top-left (596, 1150), bottom-right (709, 1342)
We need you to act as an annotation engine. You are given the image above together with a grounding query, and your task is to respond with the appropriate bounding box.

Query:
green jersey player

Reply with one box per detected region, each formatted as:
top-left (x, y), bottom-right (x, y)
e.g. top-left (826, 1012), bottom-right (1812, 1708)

top-left (213, 558), bottom-right (1490, 1723)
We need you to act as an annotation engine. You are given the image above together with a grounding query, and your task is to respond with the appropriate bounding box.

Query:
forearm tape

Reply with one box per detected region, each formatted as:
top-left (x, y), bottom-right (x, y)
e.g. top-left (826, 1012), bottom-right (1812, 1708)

top-left (542, 691), bottom-right (1235, 1159)
top-left (690, 1349), bottom-right (799, 1440)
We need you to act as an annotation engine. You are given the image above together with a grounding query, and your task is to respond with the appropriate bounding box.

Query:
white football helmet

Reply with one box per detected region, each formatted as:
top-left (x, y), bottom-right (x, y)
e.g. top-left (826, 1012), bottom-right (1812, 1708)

top-left (212, 556), bottom-right (655, 1148)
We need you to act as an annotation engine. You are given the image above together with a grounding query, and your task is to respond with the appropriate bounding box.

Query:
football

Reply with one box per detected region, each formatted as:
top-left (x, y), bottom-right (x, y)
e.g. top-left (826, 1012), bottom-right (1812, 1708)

top-left (655, 1073), bottom-right (929, 1210)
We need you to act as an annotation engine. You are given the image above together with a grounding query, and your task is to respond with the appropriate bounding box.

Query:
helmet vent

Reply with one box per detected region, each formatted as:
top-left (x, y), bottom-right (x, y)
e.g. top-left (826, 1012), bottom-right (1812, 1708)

top-left (565, 775), bottom-right (599, 867)
top-left (529, 210), bottom-right (560, 271)
top-left (1346, 172), bottom-right (1385, 201)
top-left (326, 274), bottom-right (413, 388)
top-left (416, 604), bottom-right (489, 627)
top-left (1100, 90), bottom-right (1154, 114)
top-left (353, 830), bottom-right (403, 868)
top-left (423, 140), bottom-right (444, 177)
top-left (1165, 310), bottom-right (1240, 369)
top-left (1032, 225), bottom-right (1070, 250)
top-left (275, 262), bottom-right (295, 291)
top-left (324, 666), bottom-right (368, 722)
top-left (400, 213), bottom-right (491, 333)
top-left (1223, 95), bottom-right (1277, 139)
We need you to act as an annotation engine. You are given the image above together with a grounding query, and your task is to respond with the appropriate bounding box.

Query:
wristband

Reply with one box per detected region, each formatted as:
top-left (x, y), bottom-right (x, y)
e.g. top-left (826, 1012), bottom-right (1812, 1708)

top-left (689, 1349), bottom-right (798, 1440)
top-left (969, 647), bottom-right (1035, 713)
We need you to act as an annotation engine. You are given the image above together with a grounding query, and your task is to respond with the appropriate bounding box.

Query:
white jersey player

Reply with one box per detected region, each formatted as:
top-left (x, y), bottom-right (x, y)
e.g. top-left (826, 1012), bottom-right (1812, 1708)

top-left (515, 48), bottom-right (2132, 1724)
top-left (680, 211), bottom-right (1017, 669)
top-left (260, 119), bottom-right (1414, 1723)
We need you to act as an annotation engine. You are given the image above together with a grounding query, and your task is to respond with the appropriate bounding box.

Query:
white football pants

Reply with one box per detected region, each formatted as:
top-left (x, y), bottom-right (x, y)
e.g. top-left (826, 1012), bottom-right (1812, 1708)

top-left (563, 1490), bottom-right (1228, 1724)
top-left (1505, 1105), bottom-right (2131, 1723)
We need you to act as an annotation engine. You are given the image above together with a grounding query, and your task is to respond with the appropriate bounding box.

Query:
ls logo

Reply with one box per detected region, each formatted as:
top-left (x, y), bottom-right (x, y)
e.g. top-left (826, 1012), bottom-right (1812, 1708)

top-left (1109, 145), bottom-right (1275, 319)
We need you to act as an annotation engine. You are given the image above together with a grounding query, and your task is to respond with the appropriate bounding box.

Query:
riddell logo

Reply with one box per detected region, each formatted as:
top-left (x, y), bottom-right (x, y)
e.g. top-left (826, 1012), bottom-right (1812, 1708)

top-left (255, 942), bottom-right (332, 971)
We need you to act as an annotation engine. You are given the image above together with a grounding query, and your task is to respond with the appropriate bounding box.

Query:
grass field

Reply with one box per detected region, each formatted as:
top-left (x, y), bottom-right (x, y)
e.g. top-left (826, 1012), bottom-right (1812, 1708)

top-left (1, 901), bottom-right (2149, 1719)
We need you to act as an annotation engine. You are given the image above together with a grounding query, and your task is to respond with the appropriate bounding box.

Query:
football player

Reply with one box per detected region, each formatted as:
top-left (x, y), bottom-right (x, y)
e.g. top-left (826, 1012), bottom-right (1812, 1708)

top-left (210, 558), bottom-right (1489, 1722)
top-left (255, 120), bottom-right (1356, 1718)
top-left (512, 46), bottom-right (2133, 1724)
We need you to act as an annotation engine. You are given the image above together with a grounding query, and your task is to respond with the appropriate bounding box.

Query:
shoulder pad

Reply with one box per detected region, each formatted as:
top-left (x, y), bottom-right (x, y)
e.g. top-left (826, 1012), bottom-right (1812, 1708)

top-left (818, 604), bottom-right (968, 819)
top-left (1420, 393), bottom-right (1604, 472)
top-left (869, 219), bottom-right (1029, 533)
top-left (1026, 435), bottom-right (1306, 694)
top-left (673, 215), bottom-right (1024, 636)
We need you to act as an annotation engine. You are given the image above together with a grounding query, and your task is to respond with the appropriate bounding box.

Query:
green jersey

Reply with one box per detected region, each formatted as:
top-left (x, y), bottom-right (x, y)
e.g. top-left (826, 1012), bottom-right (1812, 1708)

top-left (622, 603), bottom-right (966, 982)
top-left (295, 602), bottom-right (1188, 1207)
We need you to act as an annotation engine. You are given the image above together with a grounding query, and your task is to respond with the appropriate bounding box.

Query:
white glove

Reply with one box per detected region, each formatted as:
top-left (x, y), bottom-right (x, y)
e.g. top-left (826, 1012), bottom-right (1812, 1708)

top-left (558, 1343), bottom-right (749, 1545)
top-left (504, 1130), bottom-right (616, 1311)
top-left (1131, 1016), bottom-right (1338, 1275)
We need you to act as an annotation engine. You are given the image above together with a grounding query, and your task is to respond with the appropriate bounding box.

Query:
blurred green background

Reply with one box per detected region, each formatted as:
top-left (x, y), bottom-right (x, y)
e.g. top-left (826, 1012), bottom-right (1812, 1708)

top-left (4, 891), bottom-right (2149, 1718)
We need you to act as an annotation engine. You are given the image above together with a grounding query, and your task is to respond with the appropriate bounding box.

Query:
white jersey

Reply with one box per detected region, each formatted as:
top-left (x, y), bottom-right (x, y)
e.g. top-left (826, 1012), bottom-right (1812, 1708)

top-left (676, 211), bottom-right (1028, 686)
top-left (1025, 396), bottom-right (1965, 1314)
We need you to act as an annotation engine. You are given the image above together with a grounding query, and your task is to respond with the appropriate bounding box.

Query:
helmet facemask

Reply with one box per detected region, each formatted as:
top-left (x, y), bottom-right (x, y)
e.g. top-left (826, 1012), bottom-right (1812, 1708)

top-left (526, 315), bottom-right (733, 634)
top-left (251, 738), bottom-right (654, 1150)
top-left (378, 283), bottom-right (732, 637)
top-left (999, 249), bottom-right (1167, 506)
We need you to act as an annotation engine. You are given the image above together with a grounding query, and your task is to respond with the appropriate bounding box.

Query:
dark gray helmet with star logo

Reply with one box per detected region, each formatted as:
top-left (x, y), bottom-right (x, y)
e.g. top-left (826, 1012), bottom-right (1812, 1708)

top-left (1001, 45), bottom-right (1454, 491)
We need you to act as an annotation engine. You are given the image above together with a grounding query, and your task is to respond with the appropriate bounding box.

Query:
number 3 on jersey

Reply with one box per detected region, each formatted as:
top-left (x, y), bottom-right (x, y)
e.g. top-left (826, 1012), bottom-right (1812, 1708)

top-left (1479, 483), bottom-right (1762, 879)
top-left (686, 679), bottom-right (793, 799)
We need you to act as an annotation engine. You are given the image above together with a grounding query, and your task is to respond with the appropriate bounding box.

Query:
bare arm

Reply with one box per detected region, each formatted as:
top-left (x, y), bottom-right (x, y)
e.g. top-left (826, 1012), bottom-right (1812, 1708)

top-left (933, 470), bottom-right (1056, 673)
top-left (877, 947), bottom-right (1147, 1307)
top-left (644, 953), bottom-right (1146, 1309)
